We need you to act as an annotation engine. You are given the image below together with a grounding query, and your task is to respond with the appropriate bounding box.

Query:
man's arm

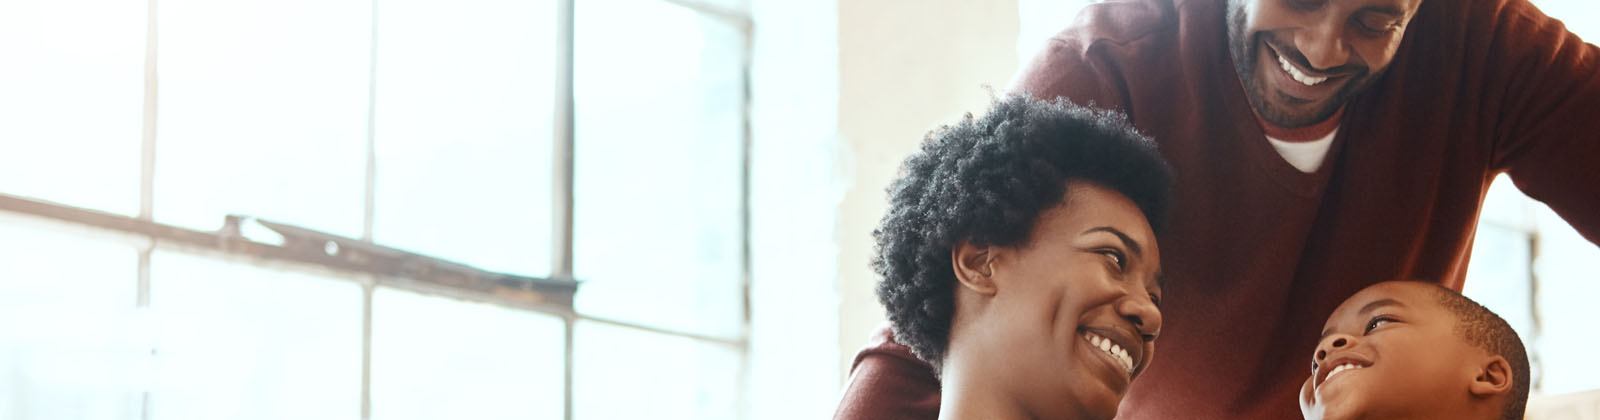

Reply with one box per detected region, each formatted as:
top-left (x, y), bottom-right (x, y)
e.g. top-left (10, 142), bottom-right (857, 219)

top-left (832, 324), bottom-right (940, 420)
top-left (1486, 0), bottom-right (1600, 244)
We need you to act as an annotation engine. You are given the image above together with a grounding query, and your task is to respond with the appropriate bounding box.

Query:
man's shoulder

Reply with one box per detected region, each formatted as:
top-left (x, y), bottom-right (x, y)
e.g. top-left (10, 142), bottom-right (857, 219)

top-left (1014, 0), bottom-right (1222, 106)
top-left (1045, 0), bottom-right (1196, 53)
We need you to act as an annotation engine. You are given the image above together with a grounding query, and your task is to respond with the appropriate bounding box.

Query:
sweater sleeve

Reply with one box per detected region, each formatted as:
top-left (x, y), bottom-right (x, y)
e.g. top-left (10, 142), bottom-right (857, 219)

top-left (831, 324), bottom-right (940, 420)
top-left (1009, 35), bottom-right (1128, 112)
top-left (1486, 0), bottom-right (1600, 244)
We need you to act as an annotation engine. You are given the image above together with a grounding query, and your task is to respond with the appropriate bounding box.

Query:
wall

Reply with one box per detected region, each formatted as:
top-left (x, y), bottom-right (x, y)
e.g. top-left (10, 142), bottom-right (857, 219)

top-left (834, 0), bottom-right (1020, 379)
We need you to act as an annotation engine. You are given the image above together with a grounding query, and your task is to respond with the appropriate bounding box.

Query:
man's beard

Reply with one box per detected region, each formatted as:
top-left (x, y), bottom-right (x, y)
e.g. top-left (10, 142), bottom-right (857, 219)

top-left (1225, 1), bottom-right (1383, 128)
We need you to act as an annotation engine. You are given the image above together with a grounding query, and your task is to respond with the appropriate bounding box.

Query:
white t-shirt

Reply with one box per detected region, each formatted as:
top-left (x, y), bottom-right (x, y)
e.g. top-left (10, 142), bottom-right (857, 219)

top-left (1266, 127), bottom-right (1338, 173)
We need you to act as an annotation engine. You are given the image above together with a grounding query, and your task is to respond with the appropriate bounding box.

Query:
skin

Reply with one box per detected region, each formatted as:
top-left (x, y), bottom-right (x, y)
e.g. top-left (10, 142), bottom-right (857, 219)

top-left (1227, 0), bottom-right (1424, 128)
top-left (1299, 282), bottom-right (1514, 420)
top-left (939, 182), bottom-right (1164, 420)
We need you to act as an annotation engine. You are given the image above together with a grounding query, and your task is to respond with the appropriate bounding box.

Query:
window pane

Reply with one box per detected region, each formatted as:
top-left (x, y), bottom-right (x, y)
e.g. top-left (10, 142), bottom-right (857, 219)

top-left (0, 0), bottom-right (145, 215)
top-left (573, 0), bottom-right (744, 337)
top-left (370, 288), bottom-right (564, 420)
top-left (147, 252), bottom-right (362, 420)
top-left (574, 321), bottom-right (737, 420)
top-left (1461, 224), bottom-right (1537, 387)
top-left (1532, 0), bottom-right (1600, 42)
top-left (1531, 205), bottom-right (1600, 395)
top-left (371, 0), bottom-right (555, 276)
top-left (154, 0), bottom-right (371, 236)
top-left (0, 221), bottom-right (142, 420)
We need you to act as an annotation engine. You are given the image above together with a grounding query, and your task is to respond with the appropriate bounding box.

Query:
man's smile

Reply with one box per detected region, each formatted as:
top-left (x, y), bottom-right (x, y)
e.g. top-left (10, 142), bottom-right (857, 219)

top-left (1260, 40), bottom-right (1354, 102)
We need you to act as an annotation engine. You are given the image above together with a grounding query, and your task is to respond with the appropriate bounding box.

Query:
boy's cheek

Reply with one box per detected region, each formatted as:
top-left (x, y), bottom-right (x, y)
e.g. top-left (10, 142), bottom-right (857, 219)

top-left (1299, 378), bottom-right (1323, 420)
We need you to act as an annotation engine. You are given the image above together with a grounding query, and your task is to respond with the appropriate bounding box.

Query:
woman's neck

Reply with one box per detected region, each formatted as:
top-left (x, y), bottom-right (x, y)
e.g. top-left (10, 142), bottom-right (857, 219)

top-left (936, 357), bottom-right (1037, 420)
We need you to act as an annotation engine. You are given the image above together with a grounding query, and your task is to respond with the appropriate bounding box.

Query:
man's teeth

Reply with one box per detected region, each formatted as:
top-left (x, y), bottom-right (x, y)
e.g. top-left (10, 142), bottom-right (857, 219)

top-left (1324, 363), bottom-right (1363, 383)
top-left (1278, 54), bottom-right (1329, 86)
top-left (1084, 333), bottom-right (1135, 374)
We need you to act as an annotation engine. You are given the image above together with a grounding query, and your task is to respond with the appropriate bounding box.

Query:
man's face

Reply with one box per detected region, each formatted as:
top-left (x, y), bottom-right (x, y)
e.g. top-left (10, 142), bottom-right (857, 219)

top-left (983, 182), bottom-right (1164, 420)
top-left (1299, 282), bottom-right (1479, 420)
top-left (1227, 0), bottom-right (1422, 127)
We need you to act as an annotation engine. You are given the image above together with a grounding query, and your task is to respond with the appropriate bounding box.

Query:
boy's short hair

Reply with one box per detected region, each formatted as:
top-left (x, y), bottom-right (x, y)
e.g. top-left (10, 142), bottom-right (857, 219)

top-left (1424, 284), bottom-right (1531, 420)
top-left (872, 94), bottom-right (1171, 367)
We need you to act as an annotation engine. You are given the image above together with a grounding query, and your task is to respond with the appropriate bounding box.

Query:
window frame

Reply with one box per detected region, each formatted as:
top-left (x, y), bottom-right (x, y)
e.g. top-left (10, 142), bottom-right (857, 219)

top-left (0, 0), bottom-right (754, 418)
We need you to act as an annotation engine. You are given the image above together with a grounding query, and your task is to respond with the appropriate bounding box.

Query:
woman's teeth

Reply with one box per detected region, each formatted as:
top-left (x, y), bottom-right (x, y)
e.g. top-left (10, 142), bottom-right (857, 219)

top-left (1278, 54), bottom-right (1329, 86)
top-left (1084, 332), bottom-right (1135, 374)
top-left (1324, 363), bottom-right (1363, 384)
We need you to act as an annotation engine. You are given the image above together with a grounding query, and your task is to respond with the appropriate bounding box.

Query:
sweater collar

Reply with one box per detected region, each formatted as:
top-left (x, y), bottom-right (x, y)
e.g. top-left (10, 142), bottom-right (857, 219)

top-left (1255, 106), bottom-right (1344, 142)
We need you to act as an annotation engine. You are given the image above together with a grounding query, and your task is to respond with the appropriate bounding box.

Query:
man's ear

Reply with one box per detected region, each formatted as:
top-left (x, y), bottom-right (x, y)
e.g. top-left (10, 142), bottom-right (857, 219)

top-left (1468, 355), bottom-right (1514, 398)
top-left (951, 239), bottom-right (998, 296)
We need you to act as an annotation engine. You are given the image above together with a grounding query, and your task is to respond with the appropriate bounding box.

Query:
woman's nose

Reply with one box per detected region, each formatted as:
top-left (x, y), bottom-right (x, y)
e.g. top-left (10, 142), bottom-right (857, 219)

top-left (1116, 293), bottom-right (1162, 341)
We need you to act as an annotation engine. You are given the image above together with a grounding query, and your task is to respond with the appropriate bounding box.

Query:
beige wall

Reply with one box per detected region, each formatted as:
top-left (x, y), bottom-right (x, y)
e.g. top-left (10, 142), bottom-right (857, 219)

top-left (834, 0), bottom-right (1020, 379)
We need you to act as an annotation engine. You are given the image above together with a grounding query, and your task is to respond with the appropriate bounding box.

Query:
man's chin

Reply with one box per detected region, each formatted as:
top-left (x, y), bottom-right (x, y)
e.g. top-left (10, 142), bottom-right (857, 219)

top-left (1254, 93), bottom-right (1340, 128)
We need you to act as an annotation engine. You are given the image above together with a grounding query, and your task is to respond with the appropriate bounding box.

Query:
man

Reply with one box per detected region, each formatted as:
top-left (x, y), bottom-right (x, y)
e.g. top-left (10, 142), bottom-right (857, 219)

top-left (834, 0), bottom-right (1600, 419)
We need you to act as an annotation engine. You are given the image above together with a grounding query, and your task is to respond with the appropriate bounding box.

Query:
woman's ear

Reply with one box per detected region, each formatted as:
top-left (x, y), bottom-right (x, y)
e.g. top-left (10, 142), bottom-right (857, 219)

top-left (952, 239), bottom-right (999, 296)
top-left (1468, 355), bottom-right (1513, 398)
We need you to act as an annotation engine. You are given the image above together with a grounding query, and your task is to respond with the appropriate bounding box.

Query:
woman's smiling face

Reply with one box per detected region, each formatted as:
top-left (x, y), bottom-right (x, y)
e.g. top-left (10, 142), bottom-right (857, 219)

top-left (953, 181), bottom-right (1164, 420)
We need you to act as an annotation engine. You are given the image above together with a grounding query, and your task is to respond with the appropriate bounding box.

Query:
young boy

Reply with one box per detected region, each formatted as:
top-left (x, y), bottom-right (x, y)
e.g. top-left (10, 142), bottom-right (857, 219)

top-left (1300, 281), bottom-right (1531, 420)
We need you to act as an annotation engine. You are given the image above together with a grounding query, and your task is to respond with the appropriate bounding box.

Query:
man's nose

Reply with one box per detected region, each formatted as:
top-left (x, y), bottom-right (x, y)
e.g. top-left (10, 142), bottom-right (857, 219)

top-left (1295, 19), bottom-right (1350, 71)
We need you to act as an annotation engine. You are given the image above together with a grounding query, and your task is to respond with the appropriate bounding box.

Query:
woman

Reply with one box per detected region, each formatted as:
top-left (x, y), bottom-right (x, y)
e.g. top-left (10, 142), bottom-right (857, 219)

top-left (868, 94), bottom-right (1171, 420)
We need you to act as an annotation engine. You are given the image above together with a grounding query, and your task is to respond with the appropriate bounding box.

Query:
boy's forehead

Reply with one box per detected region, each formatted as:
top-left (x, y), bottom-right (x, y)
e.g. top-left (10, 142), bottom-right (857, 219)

top-left (1325, 282), bottom-right (1436, 325)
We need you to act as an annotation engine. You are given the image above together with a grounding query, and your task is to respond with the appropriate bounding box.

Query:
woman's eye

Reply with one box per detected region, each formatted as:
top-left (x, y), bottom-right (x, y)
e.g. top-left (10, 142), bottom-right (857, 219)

top-left (1096, 250), bottom-right (1126, 270)
top-left (1149, 294), bottom-right (1162, 308)
top-left (1364, 316), bottom-right (1394, 334)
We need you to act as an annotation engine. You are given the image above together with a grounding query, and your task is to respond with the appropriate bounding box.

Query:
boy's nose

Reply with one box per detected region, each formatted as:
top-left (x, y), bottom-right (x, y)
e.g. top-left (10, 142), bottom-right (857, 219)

top-left (1312, 333), bottom-right (1356, 369)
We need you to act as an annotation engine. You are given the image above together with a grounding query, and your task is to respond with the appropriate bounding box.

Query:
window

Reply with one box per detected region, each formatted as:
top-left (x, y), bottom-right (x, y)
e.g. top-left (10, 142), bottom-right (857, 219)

top-left (0, 1), bottom-right (751, 420)
top-left (1460, 0), bottom-right (1600, 396)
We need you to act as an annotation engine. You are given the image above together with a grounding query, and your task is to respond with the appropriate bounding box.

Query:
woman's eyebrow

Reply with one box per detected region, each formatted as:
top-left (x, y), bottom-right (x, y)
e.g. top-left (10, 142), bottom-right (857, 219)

top-left (1082, 226), bottom-right (1142, 258)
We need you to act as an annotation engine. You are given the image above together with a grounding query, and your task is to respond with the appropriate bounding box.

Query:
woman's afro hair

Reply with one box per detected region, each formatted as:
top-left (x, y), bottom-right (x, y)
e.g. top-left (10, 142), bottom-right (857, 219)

top-left (872, 94), bottom-right (1171, 367)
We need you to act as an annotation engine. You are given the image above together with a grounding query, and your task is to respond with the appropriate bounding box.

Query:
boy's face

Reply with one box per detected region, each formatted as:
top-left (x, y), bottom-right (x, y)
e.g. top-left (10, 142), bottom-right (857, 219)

top-left (1299, 282), bottom-right (1481, 420)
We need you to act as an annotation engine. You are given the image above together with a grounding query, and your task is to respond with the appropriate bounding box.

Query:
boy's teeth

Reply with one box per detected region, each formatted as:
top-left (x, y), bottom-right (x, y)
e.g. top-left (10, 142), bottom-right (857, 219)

top-left (1278, 54), bottom-right (1329, 86)
top-left (1325, 363), bottom-right (1363, 383)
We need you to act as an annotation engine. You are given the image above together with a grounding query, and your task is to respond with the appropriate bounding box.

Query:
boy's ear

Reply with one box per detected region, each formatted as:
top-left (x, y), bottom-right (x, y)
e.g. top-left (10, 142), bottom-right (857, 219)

top-left (1468, 355), bottom-right (1514, 398)
top-left (951, 239), bottom-right (998, 296)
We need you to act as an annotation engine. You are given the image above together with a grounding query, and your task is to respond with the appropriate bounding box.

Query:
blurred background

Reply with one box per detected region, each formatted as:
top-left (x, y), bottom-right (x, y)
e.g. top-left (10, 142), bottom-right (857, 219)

top-left (0, 0), bottom-right (1595, 419)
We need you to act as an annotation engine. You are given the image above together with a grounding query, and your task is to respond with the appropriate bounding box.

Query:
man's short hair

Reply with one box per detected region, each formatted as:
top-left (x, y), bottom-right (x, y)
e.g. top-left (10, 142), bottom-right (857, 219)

top-left (872, 94), bottom-right (1171, 368)
top-left (1425, 284), bottom-right (1532, 420)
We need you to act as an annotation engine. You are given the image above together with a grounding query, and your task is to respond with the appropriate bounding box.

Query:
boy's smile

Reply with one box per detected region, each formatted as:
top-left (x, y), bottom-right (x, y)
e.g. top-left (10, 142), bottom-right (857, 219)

top-left (1312, 355), bottom-right (1370, 390)
top-left (1299, 282), bottom-right (1501, 420)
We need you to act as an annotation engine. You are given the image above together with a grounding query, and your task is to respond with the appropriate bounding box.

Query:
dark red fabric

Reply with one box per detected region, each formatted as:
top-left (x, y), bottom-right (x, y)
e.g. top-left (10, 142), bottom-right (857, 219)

top-left (831, 325), bottom-right (940, 420)
top-left (834, 0), bottom-right (1600, 419)
top-left (1258, 107), bottom-right (1344, 142)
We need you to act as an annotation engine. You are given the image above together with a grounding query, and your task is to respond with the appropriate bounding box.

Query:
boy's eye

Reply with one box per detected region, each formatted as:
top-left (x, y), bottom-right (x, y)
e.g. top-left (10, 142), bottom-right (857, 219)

top-left (1364, 316), bottom-right (1394, 334)
top-left (1149, 293), bottom-right (1162, 308)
